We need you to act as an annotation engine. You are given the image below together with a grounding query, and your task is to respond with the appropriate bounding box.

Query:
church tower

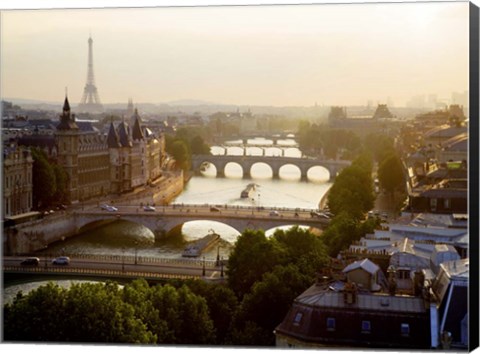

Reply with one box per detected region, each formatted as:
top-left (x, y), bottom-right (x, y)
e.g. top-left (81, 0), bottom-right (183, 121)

top-left (56, 95), bottom-right (80, 202)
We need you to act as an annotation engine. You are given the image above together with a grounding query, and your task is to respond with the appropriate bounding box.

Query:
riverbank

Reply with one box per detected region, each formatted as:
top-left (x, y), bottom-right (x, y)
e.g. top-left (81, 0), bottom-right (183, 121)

top-left (318, 188), bottom-right (330, 210)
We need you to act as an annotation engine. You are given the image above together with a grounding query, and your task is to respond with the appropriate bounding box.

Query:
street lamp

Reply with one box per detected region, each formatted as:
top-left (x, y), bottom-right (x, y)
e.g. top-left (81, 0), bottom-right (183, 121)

top-left (202, 256), bottom-right (206, 277)
top-left (216, 245), bottom-right (220, 266)
top-left (122, 247), bottom-right (125, 273)
top-left (44, 244), bottom-right (48, 269)
top-left (220, 257), bottom-right (224, 278)
top-left (134, 241), bottom-right (138, 265)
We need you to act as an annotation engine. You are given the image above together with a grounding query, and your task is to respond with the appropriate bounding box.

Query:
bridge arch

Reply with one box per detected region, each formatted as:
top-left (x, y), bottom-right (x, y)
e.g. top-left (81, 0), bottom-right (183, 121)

top-left (76, 217), bottom-right (157, 243)
top-left (264, 147), bottom-right (284, 157)
top-left (250, 162), bottom-right (274, 179)
top-left (165, 219), bottom-right (242, 241)
top-left (191, 155), bottom-right (350, 181)
top-left (306, 165), bottom-right (331, 182)
top-left (279, 164), bottom-right (302, 180)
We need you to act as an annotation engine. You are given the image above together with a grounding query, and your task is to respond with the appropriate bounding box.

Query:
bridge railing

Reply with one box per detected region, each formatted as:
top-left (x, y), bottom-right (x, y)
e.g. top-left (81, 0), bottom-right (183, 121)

top-left (46, 253), bottom-right (222, 268)
top-left (3, 266), bottom-right (202, 280)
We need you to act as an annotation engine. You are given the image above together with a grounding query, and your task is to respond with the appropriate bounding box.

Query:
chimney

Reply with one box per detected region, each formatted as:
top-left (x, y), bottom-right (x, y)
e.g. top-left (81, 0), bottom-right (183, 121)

top-left (343, 282), bottom-right (357, 304)
top-left (387, 265), bottom-right (397, 296)
top-left (413, 269), bottom-right (425, 296)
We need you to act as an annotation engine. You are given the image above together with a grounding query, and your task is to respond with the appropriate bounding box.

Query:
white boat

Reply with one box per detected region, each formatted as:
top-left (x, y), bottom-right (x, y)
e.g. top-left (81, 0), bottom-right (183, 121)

top-left (241, 183), bottom-right (257, 198)
top-left (182, 230), bottom-right (221, 257)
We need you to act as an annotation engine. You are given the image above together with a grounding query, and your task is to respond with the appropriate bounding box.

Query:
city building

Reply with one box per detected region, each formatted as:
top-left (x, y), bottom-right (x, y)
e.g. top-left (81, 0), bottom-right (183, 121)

top-left (431, 258), bottom-right (469, 348)
top-left (15, 96), bottom-right (166, 204)
top-left (3, 144), bottom-right (33, 217)
top-left (407, 178), bottom-right (467, 214)
top-left (275, 259), bottom-right (431, 349)
top-left (276, 255), bottom-right (469, 350)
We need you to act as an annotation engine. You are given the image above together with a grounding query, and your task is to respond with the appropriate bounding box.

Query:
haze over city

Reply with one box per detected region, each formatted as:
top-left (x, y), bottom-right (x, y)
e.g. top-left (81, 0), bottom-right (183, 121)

top-left (1, 1), bottom-right (469, 107)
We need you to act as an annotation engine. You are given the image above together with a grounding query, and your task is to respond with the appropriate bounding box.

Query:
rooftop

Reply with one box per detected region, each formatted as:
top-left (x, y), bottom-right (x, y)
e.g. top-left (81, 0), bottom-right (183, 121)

top-left (296, 283), bottom-right (426, 314)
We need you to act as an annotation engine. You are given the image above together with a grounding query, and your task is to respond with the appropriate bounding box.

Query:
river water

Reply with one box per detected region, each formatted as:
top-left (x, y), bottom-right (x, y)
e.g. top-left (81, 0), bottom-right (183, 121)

top-left (31, 138), bottom-right (332, 262)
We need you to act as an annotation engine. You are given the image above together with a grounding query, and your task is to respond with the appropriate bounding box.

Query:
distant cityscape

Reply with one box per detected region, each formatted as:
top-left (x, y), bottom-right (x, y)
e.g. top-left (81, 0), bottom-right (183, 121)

top-left (2, 22), bottom-right (473, 351)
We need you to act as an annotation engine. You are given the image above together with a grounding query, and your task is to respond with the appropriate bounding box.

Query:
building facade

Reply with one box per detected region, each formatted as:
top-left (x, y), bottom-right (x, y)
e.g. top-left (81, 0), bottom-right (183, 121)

top-left (3, 145), bottom-right (33, 217)
top-left (14, 96), bottom-right (165, 204)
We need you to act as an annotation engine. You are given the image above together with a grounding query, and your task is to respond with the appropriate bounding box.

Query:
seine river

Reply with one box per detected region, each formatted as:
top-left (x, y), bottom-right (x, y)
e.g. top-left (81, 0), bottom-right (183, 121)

top-left (4, 138), bottom-right (332, 298)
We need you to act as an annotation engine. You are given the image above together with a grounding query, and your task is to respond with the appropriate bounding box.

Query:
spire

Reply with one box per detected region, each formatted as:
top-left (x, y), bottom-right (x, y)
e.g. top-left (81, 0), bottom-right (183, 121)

top-left (118, 121), bottom-right (132, 147)
top-left (132, 108), bottom-right (144, 141)
top-left (63, 95), bottom-right (71, 114)
top-left (58, 94), bottom-right (78, 131)
top-left (106, 122), bottom-right (121, 148)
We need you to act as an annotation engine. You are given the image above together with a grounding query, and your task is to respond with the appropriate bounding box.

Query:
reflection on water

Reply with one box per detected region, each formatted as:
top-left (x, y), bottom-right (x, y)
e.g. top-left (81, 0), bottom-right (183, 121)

top-left (36, 220), bottom-right (234, 260)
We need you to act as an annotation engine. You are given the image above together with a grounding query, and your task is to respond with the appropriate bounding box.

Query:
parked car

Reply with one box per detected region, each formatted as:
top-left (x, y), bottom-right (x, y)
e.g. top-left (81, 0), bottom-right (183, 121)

top-left (144, 205), bottom-right (156, 212)
top-left (20, 257), bottom-right (40, 266)
top-left (52, 256), bottom-right (70, 265)
top-left (269, 210), bottom-right (280, 216)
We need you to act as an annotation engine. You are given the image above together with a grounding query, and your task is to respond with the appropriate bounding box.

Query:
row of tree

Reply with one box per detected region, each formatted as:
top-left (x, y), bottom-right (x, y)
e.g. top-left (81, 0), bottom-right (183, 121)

top-left (4, 226), bottom-right (329, 346)
top-left (322, 154), bottom-right (379, 256)
top-left (165, 127), bottom-right (211, 171)
top-left (30, 148), bottom-right (68, 209)
top-left (297, 121), bottom-right (363, 159)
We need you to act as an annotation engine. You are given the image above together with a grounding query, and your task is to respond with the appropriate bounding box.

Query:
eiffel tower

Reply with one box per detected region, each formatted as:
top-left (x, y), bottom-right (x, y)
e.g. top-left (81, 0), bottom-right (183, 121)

top-left (78, 36), bottom-right (104, 113)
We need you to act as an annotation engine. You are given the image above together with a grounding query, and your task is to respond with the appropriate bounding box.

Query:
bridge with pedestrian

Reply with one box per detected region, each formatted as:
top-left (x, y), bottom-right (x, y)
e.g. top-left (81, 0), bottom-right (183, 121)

top-left (191, 155), bottom-right (350, 181)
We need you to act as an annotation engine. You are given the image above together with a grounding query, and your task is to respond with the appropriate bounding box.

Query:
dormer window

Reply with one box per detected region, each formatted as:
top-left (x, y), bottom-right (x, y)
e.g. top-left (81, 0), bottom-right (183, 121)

top-left (326, 317), bottom-right (336, 331)
top-left (293, 312), bottom-right (303, 326)
top-left (361, 320), bottom-right (371, 334)
top-left (400, 323), bottom-right (410, 337)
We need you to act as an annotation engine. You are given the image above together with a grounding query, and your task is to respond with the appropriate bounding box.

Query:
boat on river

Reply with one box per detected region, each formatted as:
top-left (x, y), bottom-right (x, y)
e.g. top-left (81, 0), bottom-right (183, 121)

top-left (182, 230), bottom-right (221, 257)
top-left (241, 183), bottom-right (258, 198)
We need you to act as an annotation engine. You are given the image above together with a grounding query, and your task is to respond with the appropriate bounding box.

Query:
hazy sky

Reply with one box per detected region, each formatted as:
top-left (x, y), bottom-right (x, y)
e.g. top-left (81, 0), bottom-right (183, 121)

top-left (0, 1), bottom-right (470, 107)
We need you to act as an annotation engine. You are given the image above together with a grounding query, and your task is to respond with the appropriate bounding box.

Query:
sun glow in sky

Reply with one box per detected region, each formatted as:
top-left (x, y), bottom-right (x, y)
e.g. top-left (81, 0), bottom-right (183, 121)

top-left (0, 1), bottom-right (470, 107)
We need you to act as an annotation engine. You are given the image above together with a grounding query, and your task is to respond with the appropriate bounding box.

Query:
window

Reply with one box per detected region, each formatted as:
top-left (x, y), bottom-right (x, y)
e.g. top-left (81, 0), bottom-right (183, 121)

top-left (361, 321), bottom-right (371, 334)
top-left (444, 198), bottom-right (451, 209)
top-left (430, 198), bottom-right (437, 211)
top-left (293, 312), bottom-right (303, 326)
top-left (326, 317), bottom-right (336, 331)
top-left (401, 323), bottom-right (410, 337)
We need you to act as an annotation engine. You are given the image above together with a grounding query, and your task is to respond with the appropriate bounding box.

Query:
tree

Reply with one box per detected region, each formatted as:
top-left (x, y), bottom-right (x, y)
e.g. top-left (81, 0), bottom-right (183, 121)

top-left (190, 135), bottom-right (211, 155)
top-left (4, 281), bottom-right (156, 344)
top-left (227, 229), bottom-right (284, 298)
top-left (272, 225), bottom-right (328, 278)
top-left (177, 280), bottom-right (239, 344)
top-left (169, 140), bottom-right (190, 171)
top-left (363, 132), bottom-right (395, 163)
top-left (229, 264), bottom-right (312, 346)
top-left (31, 148), bottom-right (56, 208)
top-left (52, 163), bottom-right (68, 203)
top-left (327, 165), bottom-right (375, 219)
top-left (321, 211), bottom-right (380, 257)
top-left (378, 152), bottom-right (404, 196)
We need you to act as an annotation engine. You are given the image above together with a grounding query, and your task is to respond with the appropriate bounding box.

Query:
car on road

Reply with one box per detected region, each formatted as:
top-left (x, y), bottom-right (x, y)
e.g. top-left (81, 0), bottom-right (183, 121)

top-left (144, 205), bottom-right (156, 212)
top-left (100, 204), bottom-right (110, 210)
top-left (20, 257), bottom-right (40, 266)
top-left (210, 206), bottom-right (220, 212)
top-left (52, 256), bottom-right (70, 265)
top-left (106, 206), bottom-right (118, 212)
top-left (269, 210), bottom-right (280, 216)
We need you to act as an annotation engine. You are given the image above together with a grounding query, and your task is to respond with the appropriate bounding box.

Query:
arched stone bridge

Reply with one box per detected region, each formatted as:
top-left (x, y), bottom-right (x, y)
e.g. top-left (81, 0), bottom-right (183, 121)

top-left (191, 155), bottom-right (350, 181)
top-left (74, 206), bottom-right (330, 239)
top-left (4, 205), bottom-right (330, 254)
